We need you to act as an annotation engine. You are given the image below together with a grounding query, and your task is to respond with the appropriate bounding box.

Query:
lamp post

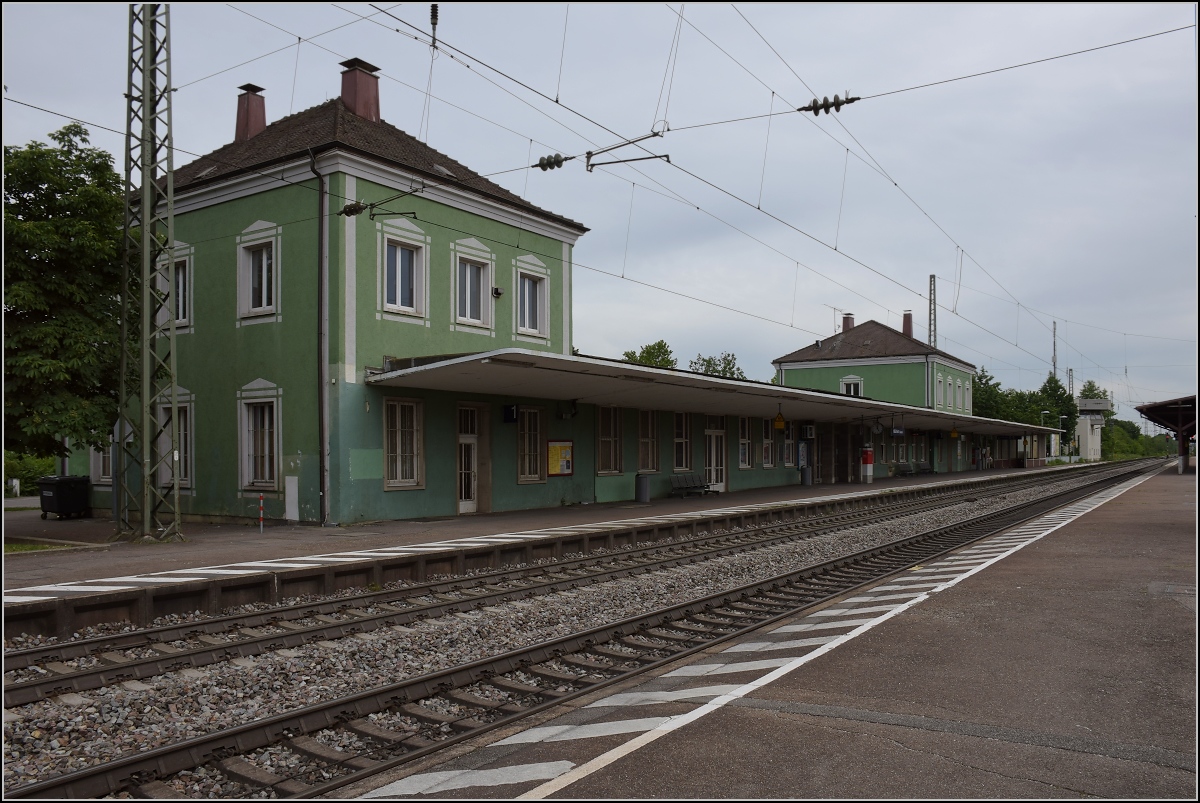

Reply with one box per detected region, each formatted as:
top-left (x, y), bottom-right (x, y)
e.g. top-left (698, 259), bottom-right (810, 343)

top-left (1040, 410), bottom-right (1051, 459)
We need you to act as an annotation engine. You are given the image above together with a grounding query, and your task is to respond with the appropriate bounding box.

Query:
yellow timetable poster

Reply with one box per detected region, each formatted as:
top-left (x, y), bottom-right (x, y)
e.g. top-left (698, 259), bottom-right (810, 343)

top-left (547, 441), bottom-right (573, 476)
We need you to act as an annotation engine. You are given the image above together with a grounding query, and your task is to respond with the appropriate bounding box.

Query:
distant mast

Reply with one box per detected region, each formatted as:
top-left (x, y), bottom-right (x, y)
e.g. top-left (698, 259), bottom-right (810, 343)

top-left (928, 274), bottom-right (937, 348)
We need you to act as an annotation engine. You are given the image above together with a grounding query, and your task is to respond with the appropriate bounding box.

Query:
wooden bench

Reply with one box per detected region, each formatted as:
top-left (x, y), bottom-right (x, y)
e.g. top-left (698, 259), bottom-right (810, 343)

top-left (915, 461), bottom-right (935, 475)
top-left (895, 462), bottom-right (917, 477)
top-left (669, 472), bottom-right (716, 497)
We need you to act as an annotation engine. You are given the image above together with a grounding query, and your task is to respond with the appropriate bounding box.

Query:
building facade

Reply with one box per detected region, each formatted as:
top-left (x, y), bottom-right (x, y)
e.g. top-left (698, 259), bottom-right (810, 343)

top-left (73, 62), bottom-right (1051, 525)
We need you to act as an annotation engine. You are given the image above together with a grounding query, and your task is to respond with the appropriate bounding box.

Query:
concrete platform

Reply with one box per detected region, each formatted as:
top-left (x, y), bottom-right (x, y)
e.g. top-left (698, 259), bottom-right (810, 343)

top-left (3, 464), bottom-right (1054, 596)
top-left (342, 464), bottom-right (1196, 799)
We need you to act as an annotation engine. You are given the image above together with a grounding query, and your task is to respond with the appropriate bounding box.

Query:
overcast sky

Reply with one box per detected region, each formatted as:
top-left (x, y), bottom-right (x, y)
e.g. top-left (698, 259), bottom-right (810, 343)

top-left (4, 3), bottom-right (1196, 427)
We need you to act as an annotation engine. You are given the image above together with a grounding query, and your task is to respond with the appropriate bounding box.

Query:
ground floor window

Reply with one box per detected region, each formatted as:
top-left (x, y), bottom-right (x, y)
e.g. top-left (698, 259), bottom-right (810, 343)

top-left (385, 400), bottom-right (422, 487)
top-left (160, 404), bottom-right (192, 488)
top-left (761, 419), bottom-right (775, 467)
top-left (673, 413), bottom-right (691, 471)
top-left (518, 407), bottom-right (543, 481)
top-left (243, 401), bottom-right (276, 488)
top-left (783, 422), bottom-right (795, 467)
top-left (638, 410), bottom-right (659, 472)
top-left (738, 417), bottom-right (752, 468)
top-left (598, 407), bottom-right (622, 473)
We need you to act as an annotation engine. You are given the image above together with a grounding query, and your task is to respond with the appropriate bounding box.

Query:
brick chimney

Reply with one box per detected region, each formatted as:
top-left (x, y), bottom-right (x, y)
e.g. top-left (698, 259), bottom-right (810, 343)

top-left (234, 84), bottom-right (266, 143)
top-left (340, 58), bottom-right (381, 122)
top-left (902, 310), bottom-right (913, 338)
top-left (842, 313), bottom-right (855, 332)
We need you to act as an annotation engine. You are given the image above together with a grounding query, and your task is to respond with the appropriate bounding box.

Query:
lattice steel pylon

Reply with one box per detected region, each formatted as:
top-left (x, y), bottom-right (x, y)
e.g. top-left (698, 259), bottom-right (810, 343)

top-left (928, 274), bottom-right (937, 349)
top-left (116, 4), bottom-right (182, 541)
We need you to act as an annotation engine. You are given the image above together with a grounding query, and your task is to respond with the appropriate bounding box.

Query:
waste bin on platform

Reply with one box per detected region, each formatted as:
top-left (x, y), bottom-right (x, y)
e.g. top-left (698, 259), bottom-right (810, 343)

top-left (635, 473), bottom-right (650, 503)
top-left (801, 466), bottom-right (813, 486)
top-left (37, 475), bottom-right (90, 520)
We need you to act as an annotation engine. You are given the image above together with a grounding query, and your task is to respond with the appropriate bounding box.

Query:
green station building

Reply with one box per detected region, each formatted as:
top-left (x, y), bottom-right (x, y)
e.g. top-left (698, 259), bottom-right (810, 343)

top-left (74, 59), bottom-right (1054, 525)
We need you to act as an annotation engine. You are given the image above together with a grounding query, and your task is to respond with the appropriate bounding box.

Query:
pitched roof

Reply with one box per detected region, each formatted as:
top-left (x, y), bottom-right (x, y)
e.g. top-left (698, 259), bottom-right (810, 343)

top-left (772, 319), bottom-right (976, 369)
top-left (174, 99), bottom-right (587, 233)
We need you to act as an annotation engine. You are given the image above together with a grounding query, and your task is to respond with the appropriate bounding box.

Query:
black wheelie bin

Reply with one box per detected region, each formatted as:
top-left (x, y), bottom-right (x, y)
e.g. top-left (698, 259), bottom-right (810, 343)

top-left (36, 475), bottom-right (91, 520)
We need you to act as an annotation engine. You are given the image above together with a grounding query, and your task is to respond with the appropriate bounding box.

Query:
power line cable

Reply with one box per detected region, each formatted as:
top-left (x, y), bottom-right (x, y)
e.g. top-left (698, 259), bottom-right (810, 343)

top-left (356, 3), bottom-right (1056, 371)
top-left (861, 24), bottom-right (1196, 100)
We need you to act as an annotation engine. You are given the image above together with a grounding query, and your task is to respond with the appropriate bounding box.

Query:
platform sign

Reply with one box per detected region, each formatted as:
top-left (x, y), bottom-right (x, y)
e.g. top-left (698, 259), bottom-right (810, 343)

top-left (548, 441), bottom-right (573, 476)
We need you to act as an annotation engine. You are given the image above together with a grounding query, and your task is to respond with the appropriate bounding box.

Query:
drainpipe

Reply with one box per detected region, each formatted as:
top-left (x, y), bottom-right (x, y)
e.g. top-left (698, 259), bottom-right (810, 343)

top-left (309, 149), bottom-right (329, 525)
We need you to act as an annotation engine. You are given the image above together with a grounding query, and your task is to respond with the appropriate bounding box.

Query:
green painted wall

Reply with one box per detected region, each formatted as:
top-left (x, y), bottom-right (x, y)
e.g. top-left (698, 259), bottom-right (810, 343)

top-left (781, 362), bottom-right (927, 407)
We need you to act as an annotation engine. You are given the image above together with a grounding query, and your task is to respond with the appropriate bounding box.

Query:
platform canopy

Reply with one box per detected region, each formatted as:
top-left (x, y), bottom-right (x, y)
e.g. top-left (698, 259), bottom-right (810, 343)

top-left (367, 349), bottom-right (1057, 437)
top-left (1135, 395), bottom-right (1196, 440)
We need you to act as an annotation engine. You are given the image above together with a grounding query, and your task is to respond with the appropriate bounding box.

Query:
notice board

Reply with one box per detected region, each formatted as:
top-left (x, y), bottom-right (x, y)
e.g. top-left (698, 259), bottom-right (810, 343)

top-left (548, 440), bottom-right (574, 476)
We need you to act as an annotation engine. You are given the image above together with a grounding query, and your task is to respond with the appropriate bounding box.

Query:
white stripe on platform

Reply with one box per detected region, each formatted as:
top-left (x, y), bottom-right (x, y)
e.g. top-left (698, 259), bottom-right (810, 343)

top-left (840, 592), bottom-right (925, 604)
top-left (16, 584), bottom-right (137, 593)
top-left (151, 568), bottom-right (261, 575)
top-left (228, 562), bottom-right (323, 569)
top-left (495, 717), bottom-right (670, 745)
top-left (811, 604), bottom-right (902, 617)
top-left (722, 634), bottom-right (839, 654)
top-left (3, 595), bottom-right (57, 604)
top-left (363, 761), bottom-right (576, 797)
top-left (585, 684), bottom-right (741, 708)
top-left (662, 657), bottom-right (795, 677)
top-left (770, 618), bottom-right (877, 634)
top-left (869, 582), bottom-right (943, 592)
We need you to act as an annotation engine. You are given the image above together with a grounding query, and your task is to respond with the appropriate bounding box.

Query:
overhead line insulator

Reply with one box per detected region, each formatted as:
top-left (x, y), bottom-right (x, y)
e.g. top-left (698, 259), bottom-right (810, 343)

top-left (536, 153), bottom-right (572, 171)
top-left (798, 92), bottom-right (860, 116)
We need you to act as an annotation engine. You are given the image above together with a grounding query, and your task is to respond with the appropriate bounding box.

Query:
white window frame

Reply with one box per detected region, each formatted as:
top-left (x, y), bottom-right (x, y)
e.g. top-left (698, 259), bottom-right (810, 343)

top-left (241, 400), bottom-right (278, 490)
top-left (173, 256), bottom-right (191, 327)
top-left (383, 238), bottom-right (426, 317)
top-left (965, 381), bottom-right (972, 414)
top-left (518, 406), bottom-right (546, 483)
top-left (517, 271), bottom-right (548, 337)
top-left (761, 419), bottom-right (775, 468)
top-left (237, 224), bottom-right (282, 325)
top-left (597, 407), bottom-right (622, 475)
top-left (384, 398), bottom-right (424, 489)
top-left (453, 258), bottom-right (492, 326)
top-left (673, 413), bottom-right (691, 472)
top-left (738, 417), bottom-right (752, 469)
top-left (638, 410), bottom-right (659, 473)
top-left (841, 375), bottom-right (863, 397)
top-left (936, 374), bottom-right (944, 408)
top-left (91, 434), bottom-right (114, 486)
top-left (956, 379), bottom-right (963, 410)
top-left (783, 422), bottom-right (795, 467)
top-left (157, 400), bottom-right (194, 491)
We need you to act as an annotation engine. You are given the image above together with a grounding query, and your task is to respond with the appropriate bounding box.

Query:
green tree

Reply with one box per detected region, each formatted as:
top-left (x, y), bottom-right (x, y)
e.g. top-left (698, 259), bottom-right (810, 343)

top-left (972, 367), bottom-right (1007, 420)
top-left (4, 124), bottom-right (124, 457)
top-left (1038, 373), bottom-right (1077, 454)
top-left (689, 352), bottom-right (747, 379)
top-left (623, 339), bottom-right (677, 369)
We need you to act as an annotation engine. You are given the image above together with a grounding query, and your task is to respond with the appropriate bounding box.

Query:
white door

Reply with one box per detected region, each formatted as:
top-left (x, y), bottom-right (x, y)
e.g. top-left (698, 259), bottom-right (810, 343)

top-left (704, 428), bottom-right (726, 492)
top-left (458, 408), bottom-right (478, 514)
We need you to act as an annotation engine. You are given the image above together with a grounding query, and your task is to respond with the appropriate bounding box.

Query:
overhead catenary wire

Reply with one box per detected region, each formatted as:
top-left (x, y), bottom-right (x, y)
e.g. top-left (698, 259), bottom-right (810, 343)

top-left (555, 4), bottom-right (570, 103)
top-left (721, 4), bottom-right (1189, 374)
top-left (860, 23), bottom-right (1196, 100)
top-left (356, 3), bottom-right (1058, 371)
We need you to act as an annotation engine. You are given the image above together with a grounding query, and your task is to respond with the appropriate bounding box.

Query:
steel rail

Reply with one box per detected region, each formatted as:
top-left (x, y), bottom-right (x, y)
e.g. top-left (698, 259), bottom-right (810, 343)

top-left (4, 463), bottom-right (1111, 672)
top-left (3, 465), bottom-right (1119, 706)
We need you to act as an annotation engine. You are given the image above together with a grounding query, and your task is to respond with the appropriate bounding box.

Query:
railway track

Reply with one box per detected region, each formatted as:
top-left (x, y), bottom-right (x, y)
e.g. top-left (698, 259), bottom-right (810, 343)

top-left (2, 459), bottom-right (1164, 799)
top-left (4, 463), bottom-right (1122, 708)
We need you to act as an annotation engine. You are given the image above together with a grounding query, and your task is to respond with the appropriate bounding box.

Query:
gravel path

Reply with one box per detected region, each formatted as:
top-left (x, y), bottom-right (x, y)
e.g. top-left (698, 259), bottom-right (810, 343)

top-left (2, 469), bottom-right (1121, 792)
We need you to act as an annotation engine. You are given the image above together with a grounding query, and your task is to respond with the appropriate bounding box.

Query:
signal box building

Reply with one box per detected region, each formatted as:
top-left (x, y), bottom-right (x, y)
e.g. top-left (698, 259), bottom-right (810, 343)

top-left (74, 60), bottom-right (1053, 525)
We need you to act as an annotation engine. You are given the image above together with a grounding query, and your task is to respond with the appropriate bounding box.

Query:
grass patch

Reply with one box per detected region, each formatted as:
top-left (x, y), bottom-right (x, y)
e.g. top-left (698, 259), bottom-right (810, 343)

top-left (4, 542), bottom-right (67, 553)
